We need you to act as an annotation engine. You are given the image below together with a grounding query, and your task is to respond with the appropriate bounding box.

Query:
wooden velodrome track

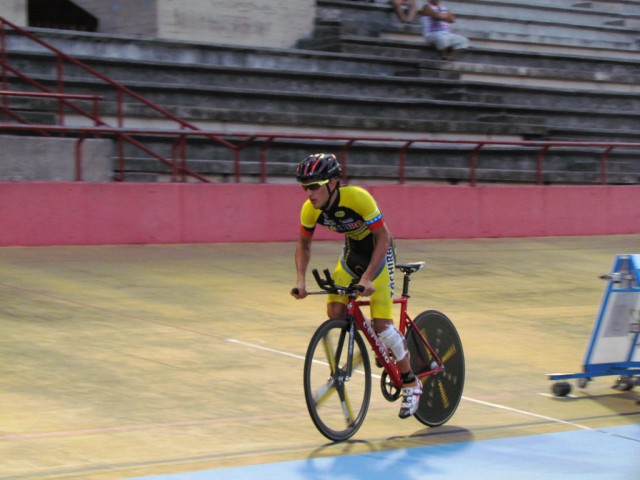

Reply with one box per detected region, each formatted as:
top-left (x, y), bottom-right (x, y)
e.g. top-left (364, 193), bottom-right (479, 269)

top-left (1, 235), bottom-right (639, 479)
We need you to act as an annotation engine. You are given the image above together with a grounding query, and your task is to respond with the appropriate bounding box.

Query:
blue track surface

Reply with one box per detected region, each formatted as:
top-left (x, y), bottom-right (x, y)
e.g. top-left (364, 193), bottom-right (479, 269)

top-left (133, 424), bottom-right (640, 480)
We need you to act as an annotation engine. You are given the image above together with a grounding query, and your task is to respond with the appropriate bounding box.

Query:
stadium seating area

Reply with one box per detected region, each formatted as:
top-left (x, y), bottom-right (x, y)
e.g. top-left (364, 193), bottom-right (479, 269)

top-left (1, 0), bottom-right (639, 183)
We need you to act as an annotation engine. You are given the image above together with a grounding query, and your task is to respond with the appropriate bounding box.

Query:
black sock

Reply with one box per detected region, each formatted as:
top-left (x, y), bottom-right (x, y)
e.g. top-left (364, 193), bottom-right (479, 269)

top-left (401, 371), bottom-right (416, 384)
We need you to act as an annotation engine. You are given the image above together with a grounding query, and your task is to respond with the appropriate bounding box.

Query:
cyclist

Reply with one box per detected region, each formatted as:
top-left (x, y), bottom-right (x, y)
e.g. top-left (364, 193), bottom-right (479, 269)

top-left (291, 153), bottom-right (422, 418)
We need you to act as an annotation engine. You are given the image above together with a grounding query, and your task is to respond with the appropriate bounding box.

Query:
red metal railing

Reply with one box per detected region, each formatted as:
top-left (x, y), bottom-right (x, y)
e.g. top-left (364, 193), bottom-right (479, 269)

top-left (0, 16), bottom-right (235, 182)
top-left (0, 90), bottom-right (103, 130)
top-left (1, 123), bottom-right (639, 184)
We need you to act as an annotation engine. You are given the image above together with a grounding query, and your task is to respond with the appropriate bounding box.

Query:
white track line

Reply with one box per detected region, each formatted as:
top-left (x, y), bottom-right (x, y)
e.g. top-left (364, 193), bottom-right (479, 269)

top-left (225, 338), bottom-right (593, 431)
top-left (225, 338), bottom-right (307, 361)
top-left (225, 338), bottom-right (382, 378)
top-left (461, 396), bottom-right (592, 430)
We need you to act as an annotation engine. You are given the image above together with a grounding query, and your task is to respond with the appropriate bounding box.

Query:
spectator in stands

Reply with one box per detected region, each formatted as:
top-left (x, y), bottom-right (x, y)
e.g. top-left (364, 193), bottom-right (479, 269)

top-left (420, 0), bottom-right (469, 60)
top-left (392, 0), bottom-right (418, 23)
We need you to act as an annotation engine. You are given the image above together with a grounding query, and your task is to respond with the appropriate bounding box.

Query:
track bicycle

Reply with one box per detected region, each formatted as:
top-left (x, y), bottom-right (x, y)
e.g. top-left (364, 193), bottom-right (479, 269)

top-left (299, 262), bottom-right (465, 442)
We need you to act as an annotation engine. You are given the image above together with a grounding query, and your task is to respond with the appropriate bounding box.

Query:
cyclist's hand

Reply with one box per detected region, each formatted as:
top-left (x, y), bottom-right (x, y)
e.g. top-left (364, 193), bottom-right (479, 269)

top-left (358, 278), bottom-right (375, 297)
top-left (291, 285), bottom-right (308, 299)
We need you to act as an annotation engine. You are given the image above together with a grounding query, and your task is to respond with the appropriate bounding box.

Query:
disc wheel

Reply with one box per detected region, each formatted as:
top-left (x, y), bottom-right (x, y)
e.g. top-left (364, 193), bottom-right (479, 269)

top-left (406, 310), bottom-right (465, 427)
top-left (303, 318), bottom-right (372, 442)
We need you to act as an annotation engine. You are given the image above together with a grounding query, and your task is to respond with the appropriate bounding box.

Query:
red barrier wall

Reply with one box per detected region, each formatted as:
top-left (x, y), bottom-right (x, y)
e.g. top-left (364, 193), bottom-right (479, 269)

top-left (1, 183), bottom-right (639, 246)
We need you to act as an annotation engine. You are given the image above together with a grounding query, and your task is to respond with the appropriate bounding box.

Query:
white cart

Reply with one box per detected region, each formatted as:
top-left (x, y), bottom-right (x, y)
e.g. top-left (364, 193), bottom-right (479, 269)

top-left (548, 254), bottom-right (640, 399)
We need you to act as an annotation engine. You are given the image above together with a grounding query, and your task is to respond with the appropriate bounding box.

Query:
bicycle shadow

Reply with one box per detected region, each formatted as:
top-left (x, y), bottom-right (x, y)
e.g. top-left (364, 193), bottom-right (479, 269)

top-left (388, 424), bottom-right (474, 445)
top-left (301, 426), bottom-right (473, 480)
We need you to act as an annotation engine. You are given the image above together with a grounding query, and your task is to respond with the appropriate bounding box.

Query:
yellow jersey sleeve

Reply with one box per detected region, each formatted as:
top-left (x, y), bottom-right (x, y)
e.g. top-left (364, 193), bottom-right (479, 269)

top-left (340, 186), bottom-right (384, 231)
top-left (300, 199), bottom-right (322, 236)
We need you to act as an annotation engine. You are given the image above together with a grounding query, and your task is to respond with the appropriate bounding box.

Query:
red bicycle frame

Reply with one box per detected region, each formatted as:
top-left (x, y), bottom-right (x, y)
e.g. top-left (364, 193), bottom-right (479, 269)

top-left (348, 293), bottom-right (445, 389)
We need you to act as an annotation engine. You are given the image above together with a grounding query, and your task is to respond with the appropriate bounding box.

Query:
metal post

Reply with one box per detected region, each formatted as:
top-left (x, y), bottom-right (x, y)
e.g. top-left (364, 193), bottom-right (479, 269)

top-left (399, 141), bottom-right (414, 185)
top-left (234, 136), bottom-right (257, 183)
top-left (56, 56), bottom-right (65, 127)
top-left (116, 134), bottom-right (126, 181)
top-left (75, 135), bottom-right (87, 181)
top-left (599, 146), bottom-right (614, 185)
top-left (536, 145), bottom-right (550, 185)
top-left (470, 144), bottom-right (484, 186)
top-left (259, 138), bottom-right (274, 183)
top-left (341, 140), bottom-right (355, 183)
top-left (171, 135), bottom-right (187, 182)
top-left (117, 90), bottom-right (125, 128)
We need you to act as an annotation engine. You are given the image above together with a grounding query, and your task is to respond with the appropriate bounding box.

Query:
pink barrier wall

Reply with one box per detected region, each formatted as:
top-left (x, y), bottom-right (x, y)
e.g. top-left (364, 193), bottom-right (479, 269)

top-left (1, 182), bottom-right (639, 246)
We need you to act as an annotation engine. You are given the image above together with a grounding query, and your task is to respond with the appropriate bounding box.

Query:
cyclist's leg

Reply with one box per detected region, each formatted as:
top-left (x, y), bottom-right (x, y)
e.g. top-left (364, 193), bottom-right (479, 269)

top-left (368, 248), bottom-right (422, 418)
top-left (327, 302), bottom-right (346, 318)
top-left (327, 260), bottom-right (350, 318)
top-left (369, 245), bottom-right (405, 363)
top-left (370, 267), bottom-right (412, 374)
top-left (330, 257), bottom-right (408, 369)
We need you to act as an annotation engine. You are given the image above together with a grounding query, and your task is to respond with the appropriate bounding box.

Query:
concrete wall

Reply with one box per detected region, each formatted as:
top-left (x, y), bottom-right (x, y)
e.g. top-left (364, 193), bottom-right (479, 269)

top-left (1, 183), bottom-right (639, 246)
top-left (4, 0), bottom-right (315, 48)
top-left (156, 0), bottom-right (316, 48)
top-left (0, 136), bottom-right (113, 181)
top-left (2, 0), bottom-right (27, 25)
top-left (69, 0), bottom-right (315, 48)
top-left (73, 0), bottom-right (158, 37)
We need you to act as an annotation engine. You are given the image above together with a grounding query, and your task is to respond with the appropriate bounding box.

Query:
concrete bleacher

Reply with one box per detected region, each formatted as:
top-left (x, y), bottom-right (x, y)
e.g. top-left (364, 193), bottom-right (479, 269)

top-left (325, 0), bottom-right (640, 44)
top-left (310, 1), bottom-right (640, 73)
top-left (9, 29), bottom-right (640, 141)
top-left (1, 0), bottom-right (639, 184)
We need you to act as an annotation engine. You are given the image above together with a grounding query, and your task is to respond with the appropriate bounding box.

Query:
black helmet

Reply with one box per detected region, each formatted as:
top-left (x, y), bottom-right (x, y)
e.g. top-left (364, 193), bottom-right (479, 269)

top-left (296, 153), bottom-right (342, 184)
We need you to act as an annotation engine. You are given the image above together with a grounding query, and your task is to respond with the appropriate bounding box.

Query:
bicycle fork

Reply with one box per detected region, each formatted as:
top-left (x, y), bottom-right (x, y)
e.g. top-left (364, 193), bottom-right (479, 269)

top-left (343, 318), bottom-right (356, 382)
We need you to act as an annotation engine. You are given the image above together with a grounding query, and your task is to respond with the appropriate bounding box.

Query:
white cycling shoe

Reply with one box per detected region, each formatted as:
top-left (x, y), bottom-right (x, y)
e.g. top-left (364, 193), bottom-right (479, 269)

top-left (398, 380), bottom-right (423, 419)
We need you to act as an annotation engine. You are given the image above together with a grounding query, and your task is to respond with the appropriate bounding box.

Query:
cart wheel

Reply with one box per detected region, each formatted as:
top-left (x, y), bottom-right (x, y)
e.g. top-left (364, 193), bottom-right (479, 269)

top-left (577, 378), bottom-right (588, 389)
top-left (613, 376), bottom-right (634, 391)
top-left (552, 381), bottom-right (571, 397)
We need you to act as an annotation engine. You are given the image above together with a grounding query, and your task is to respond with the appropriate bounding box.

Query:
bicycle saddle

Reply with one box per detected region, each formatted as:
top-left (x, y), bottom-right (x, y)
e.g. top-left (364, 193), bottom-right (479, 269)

top-left (396, 262), bottom-right (425, 275)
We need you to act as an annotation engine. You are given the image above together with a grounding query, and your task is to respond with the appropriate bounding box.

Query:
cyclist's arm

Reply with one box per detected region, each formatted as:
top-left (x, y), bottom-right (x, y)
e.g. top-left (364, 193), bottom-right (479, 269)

top-left (422, 4), bottom-right (455, 22)
top-left (359, 222), bottom-right (392, 296)
top-left (293, 231), bottom-right (313, 298)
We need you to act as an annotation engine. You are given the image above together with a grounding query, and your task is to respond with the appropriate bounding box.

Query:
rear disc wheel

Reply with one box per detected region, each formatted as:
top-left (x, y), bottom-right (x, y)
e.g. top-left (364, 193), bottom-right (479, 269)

top-left (406, 310), bottom-right (465, 427)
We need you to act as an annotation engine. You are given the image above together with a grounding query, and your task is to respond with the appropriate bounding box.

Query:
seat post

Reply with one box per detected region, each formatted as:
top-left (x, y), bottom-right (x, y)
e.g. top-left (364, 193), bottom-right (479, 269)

top-left (401, 272), bottom-right (412, 298)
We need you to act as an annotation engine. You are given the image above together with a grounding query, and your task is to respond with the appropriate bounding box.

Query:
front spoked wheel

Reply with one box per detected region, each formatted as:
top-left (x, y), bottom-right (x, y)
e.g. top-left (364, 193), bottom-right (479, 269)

top-left (406, 310), bottom-right (465, 427)
top-left (303, 318), bottom-right (371, 442)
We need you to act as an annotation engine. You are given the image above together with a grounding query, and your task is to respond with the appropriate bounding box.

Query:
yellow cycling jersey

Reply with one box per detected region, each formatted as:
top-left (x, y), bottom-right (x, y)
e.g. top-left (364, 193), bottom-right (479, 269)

top-left (300, 185), bottom-right (384, 240)
top-left (300, 185), bottom-right (396, 319)
top-left (300, 185), bottom-right (391, 276)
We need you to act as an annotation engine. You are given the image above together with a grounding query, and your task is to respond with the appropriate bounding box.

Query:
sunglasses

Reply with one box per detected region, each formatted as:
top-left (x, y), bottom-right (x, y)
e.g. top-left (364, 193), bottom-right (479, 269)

top-left (302, 180), bottom-right (329, 191)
